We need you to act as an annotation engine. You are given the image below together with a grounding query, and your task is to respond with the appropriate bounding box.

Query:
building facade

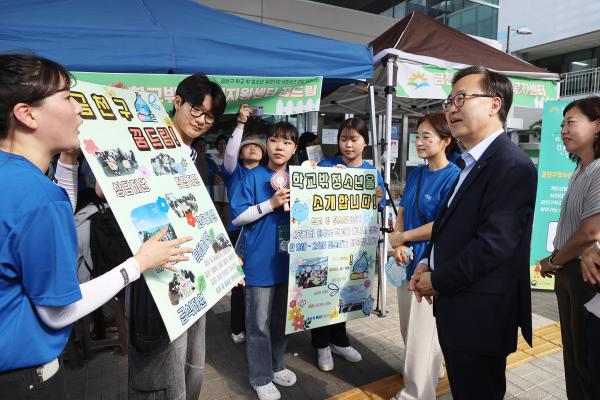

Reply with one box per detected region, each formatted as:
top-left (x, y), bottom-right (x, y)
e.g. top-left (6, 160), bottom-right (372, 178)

top-left (498, 0), bottom-right (600, 97)
top-left (197, 0), bottom-right (500, 43)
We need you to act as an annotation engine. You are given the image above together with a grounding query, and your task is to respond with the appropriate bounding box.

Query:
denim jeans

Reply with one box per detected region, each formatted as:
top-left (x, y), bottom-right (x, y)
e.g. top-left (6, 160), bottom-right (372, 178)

top-left (245, 285), bottom-right (288, 387)
top-left (128, 315), bottom-right (206, 400)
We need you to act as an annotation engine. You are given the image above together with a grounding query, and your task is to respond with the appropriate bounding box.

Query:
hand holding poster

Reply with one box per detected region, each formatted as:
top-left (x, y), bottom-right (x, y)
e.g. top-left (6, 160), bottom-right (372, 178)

top-left (74, 80), bottom-right (243, 340)
top-left (285, 166), bottom-right (379, 334)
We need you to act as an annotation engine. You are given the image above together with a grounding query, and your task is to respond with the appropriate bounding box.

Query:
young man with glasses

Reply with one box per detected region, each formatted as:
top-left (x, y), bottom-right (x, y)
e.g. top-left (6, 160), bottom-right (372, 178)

top-left (128, 74), bottom-right (226, 400)
top-left (409, 66), bottom-right (537, 399)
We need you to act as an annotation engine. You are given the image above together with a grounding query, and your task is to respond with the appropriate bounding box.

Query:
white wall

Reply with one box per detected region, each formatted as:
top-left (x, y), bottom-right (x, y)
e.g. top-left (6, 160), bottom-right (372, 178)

top-left (497, 0), bottom-right (600, 52)
top-left (195, 0), bottom-right (396, 44)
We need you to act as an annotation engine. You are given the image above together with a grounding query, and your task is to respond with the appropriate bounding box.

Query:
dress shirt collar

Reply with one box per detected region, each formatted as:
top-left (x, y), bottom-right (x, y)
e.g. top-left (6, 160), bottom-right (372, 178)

top-left (463, 129), bottom-right (504, 164)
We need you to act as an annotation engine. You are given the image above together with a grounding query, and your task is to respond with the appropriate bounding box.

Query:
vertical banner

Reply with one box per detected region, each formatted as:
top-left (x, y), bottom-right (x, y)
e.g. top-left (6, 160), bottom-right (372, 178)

top-left (74, 80), bottom-right (243, 340)
top-left (530, 100), bottom-right (575, 290)
top-left (285, 166), bottom-right (379, 334)
top-left (73, 72), bottom-right (322, 115)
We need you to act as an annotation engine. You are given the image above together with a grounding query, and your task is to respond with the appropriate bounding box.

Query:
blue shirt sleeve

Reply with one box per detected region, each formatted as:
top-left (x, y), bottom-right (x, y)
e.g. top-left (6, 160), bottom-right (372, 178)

top-left (14, 201), bottom-right (82, 307)
top-left (229, 171), bottom-right (257, 221)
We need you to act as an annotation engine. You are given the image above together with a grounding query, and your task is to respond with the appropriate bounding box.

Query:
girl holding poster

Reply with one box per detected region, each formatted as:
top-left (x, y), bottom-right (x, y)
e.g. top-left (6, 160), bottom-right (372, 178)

top-left (230, 122), bottom-right (298, 400)
top-left (311, 117), bottom-right (385, 372)
top-left (0, 53), bottom-right (193, 399)
top-left (389, 112), bottom-right (460, 400)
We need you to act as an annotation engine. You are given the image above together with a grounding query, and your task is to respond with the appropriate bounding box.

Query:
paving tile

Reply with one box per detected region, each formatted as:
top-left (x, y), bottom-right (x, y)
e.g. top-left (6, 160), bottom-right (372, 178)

top-left (62, 284), bottom-right (564, 400)
top-left (514, 386), bottom-right (552, 400)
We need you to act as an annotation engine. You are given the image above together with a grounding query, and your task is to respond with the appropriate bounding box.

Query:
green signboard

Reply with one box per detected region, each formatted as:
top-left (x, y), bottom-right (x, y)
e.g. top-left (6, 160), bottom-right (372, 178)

top-left (73, 72), bottom-right (322, 116)
top-left (395, 62), bottom-right (557, 108)
top-left (529, 100), bottom-right (575, 290)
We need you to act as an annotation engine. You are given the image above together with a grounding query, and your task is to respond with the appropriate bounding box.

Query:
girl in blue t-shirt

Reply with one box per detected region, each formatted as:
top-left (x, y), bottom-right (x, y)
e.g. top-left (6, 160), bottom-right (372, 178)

top-left (221, 104), bottom-right (265, 345)
top-left (0, 54), bottom-right (193, 397)
top-left (230, 121), bottom-right (298, 400)
top-left (388, 112), bottom-right (460, 400)
top-left (310, 117), bottom-right (385, 372)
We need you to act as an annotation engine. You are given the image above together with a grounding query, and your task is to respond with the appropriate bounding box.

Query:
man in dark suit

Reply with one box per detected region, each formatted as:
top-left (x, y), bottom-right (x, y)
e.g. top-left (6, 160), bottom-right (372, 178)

top-left (409, 66), bottom-right (537, 399)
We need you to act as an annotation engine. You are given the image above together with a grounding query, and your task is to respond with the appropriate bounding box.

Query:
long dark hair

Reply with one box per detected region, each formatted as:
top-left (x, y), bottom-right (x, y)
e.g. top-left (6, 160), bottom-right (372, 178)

top-left (416, 112), bottom-right (457, 155)
top-left (0, 53), bottom-right (73, 139)
top-left (563, 96), bottom-right (600, 163)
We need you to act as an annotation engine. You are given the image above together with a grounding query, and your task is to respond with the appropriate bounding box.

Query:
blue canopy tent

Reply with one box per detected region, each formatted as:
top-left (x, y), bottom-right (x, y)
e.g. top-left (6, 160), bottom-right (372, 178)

top-left (0, 0), bottom-right (372, 79)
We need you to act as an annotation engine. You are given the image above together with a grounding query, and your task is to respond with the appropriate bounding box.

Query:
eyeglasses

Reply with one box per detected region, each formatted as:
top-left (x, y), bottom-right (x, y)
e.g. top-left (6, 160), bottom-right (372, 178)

top-left (181, 97), bottom-right (215, 124)
top-left (442, 93), bottom-right (497, 112)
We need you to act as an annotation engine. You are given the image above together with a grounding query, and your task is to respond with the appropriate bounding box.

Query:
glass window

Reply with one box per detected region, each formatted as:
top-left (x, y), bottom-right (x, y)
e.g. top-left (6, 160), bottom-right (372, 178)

top-left (565, 49), bottom-right (595, 72)
top-left (309, 0), bottom-right (498, 38)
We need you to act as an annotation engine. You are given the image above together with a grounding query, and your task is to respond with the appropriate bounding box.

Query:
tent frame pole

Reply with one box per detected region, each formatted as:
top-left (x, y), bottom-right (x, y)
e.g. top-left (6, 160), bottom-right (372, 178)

top-left (378, 58), bottom-right (395, 317)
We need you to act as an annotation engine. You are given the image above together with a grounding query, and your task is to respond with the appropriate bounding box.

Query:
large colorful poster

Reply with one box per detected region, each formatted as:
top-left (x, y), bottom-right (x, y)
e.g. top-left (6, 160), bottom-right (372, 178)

top-left (73, 72), bottom-right (322, 116)
top-left (74, 80), bottom-right (243, 340)
top-left (395, 61), bottom-right (558, 108)
top-left (529, 100), bottom-right (575, 290)
top-left (285, 166), bottom-right (379, 334)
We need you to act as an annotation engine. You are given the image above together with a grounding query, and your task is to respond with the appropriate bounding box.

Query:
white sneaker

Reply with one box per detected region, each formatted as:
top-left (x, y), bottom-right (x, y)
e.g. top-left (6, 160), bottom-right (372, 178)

top-left (317, 347), bottom-right (334, 371)
top-left (252, 382), bottom-right (280, 400)
top-left (231, 331), bottom-right (245, 344)
top-left (330, 344), bottom-right (362, 362)
top-left (272, 368), bottom-right (297, 386)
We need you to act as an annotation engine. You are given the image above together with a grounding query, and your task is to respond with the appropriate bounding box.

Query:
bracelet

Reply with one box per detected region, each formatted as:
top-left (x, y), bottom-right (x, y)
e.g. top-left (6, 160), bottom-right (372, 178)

top-left (237, 119), bottom-right (247, 125)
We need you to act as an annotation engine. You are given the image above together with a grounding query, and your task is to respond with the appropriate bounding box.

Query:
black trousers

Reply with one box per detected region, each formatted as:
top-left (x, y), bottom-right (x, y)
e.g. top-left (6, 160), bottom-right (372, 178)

top-left (555, 260), bottom-right (596, 400)
top-left (0, 361), bottom-right (66, 400)
top-left (311, 322), bottom-right (350, 349)
top-left (586, 310), bottom-right (600, 399)
top-left (228, 230), bottom-right (245, 335)
top-left (440, 344), bottom-right (506, 400)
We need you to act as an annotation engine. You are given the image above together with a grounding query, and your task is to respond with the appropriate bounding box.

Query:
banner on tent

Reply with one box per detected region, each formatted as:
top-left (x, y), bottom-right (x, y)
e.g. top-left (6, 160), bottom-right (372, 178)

top-left (395, 62), bottom-right (557, 108)
top-left (284, 166), bottom-right (378, 334)
top-left (74, 80), bottom-right (244, 340)
top-left (73, 72), bottom-right (322, 116)
top-left (529, 100), bottom-right (574, 290)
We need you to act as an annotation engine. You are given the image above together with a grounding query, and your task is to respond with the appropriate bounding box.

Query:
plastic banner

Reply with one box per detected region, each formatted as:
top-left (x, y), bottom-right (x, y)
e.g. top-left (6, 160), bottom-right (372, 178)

top-left (73, 72), bottom-right (322, 116)
top-left (395, 62), bottom-right (558, 108)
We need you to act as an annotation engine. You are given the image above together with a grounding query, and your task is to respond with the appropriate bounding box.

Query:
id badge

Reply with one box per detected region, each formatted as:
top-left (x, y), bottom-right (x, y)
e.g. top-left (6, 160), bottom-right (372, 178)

top-left (277, 225), bottom-right (289, 253)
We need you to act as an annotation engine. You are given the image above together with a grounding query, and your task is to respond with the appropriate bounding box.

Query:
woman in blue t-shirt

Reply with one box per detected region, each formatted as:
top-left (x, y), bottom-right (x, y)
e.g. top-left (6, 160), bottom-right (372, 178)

top-left (311, 117), bottom-right (385, 372)
top-left (230, 121), bottom-right (298, 400)
top-left (389, 112), bottom-right (460, 400)
top-left (0, 54), bottom-right (192, 398)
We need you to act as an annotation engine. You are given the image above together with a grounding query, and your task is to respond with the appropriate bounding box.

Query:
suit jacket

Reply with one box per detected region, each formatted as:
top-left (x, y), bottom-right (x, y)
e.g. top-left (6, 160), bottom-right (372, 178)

top-left (428, 132), bottom-right (536, 357)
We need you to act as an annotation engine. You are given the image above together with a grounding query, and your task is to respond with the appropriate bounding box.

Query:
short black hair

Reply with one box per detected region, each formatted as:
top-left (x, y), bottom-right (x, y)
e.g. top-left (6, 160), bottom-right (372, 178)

top-left (175, 73), bottom-right (226, 119)
top-left (215, 134), bottom-right (228, 145)
top-left (268, 121), bottom-right (298, 144)
top-left (452, 66), bottom-right (513, 124)
top-left (337, 117), bottom-right (370, 145)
